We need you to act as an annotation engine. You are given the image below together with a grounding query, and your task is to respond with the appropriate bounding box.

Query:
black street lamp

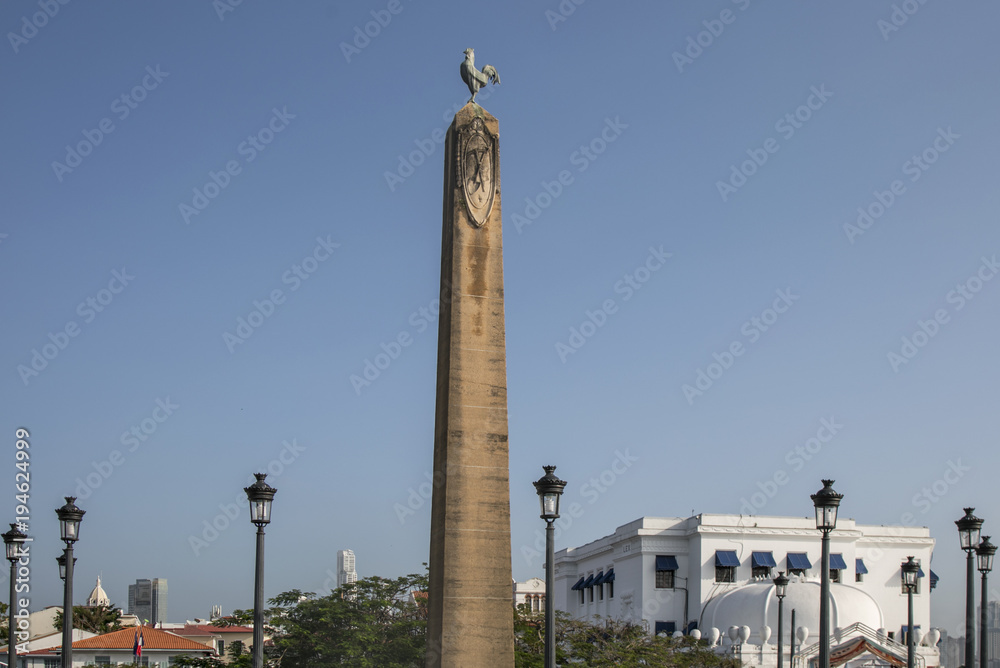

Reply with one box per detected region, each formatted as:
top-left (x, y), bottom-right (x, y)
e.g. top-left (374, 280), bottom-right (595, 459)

top-left (977, 536), bottom-right (996, 668)
top-left (533, 465), bottom-right (566, 668)
top-left (245, 473), bottom-right (276, 668)
top-left (811, 479), bottom-right (842, 668)
top-left (56, 553), bottom-right (76, 581)
top-left (901, 556), bottom-right (920, 668)
top-left (55, 497), bottom-right (84, 668)
top-left (773, 571), bottom-right (789, 668)
top-left (3, 524), bottom-right (28, 668)
top-left (957, 507), bottom-right (984, 668)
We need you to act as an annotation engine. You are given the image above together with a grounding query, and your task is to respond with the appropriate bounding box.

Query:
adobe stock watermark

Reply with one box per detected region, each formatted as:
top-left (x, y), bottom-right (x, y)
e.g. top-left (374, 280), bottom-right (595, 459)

top-left (187, 439), bottom-right (306, 556)
top-left (179, 106), bottom-right (296, 224)
top-left (512, 116), bottom-right (628, 234)
top-left (673, 0), bottom-right (752, 73)
top-left (7, 0), bottom-right (72, 54)
top-left (716, 85), bottom-right (832, 202)
top-left (383, 86), bottom-right (498, 192)
top-left (877, 0), bottom-right (932, 41)
top-left (682, 288), bottom-right (799, 405)
top-left (339, 0), bottom-right (413, 64)
top-left (72, 397), bottom-right (180, 500)
top-left (555, 245), bottom-right (672, 363)
top-left (843, 127), bottom-right (959, 244)
top-left (222, 235), bottom-right (340, 353)
top-left (520, 449), bottom-right (639, 566)
top-left (862, 458), bottom-right (969, 569)
top-left (544, 0), bottom-right (586, 31)
top-left (212, 0), bottom-right (245, 21)
top-left (887, 254), bottom-right (998, 372)
top-left (738, 417), bottom-right (844, 515)
top-left (51, 65), bottom-right (169, 183)
top-left (350, 279), bottom-right (452, 396)
top-left (16, 268), bottom-right (135, 386)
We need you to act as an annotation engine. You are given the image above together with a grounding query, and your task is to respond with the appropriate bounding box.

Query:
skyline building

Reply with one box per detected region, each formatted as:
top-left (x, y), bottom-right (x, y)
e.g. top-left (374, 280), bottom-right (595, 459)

top-left (128, 577), bottom-right (167, 625)
top-left (337, 549), bottom-right (357, 589)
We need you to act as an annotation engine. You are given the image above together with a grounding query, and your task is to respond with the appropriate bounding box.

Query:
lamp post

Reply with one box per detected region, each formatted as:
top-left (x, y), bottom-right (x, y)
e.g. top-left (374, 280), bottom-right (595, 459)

top-left (56, 553), bottom-right (76, 581)
top-left (901, 556), bottom-right (920, 668)
top-left (533, 465), bottom-right (566, 668)
top-left (957, 508), bottom-right (984, 668)
top-left (978, 536), bottom-right (996, 668)
top-left (773, 571), bottom-right (789, 668)
top-left (3, 524), bottom-right (28, 668)
top-left (245, 473), bottom-right (275, 668)
top-left (811, 479), bottom-right (842, 668)
top-left (55, 497), bottom-right (84, 668)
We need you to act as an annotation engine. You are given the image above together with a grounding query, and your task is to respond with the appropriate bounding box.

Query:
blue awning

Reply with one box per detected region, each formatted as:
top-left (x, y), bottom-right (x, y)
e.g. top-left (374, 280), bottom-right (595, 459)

top-left (752, 552), bottom-right (777, 568)
top-left (830, 553), bottom-right (848, 570)
top-left (930, 570), bottom-right (939, 589)
top-left (856, 558), bottom-right (868, 575)
top-left (571, 576), bottom-right (586, 591)
top-left (656, 555), bottom-right (679, 571)
top-left (582, 574), bottom-right (595, 588)
top-left (592, 571), bottom-right (605, 585)
top-left (787, 553), bottom-right (812, 570)
top-left (715, 550), bottom-right (740, 567)
top-left (918, 566), bottom-right (925, 578)
top-left (603, 568), bottom-right (615, 583)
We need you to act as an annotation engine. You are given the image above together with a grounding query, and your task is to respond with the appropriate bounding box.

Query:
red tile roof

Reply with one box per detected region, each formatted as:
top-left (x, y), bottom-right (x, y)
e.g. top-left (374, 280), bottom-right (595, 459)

top-left (72, 627), bottom-right (214, 651)
top-left (185, 624), bottom-right (254, 634)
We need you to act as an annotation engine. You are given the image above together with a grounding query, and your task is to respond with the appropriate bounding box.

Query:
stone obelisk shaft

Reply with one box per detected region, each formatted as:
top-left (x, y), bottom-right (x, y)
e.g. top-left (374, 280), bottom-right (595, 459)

top-left (426, 102), bottom-right (514, 667)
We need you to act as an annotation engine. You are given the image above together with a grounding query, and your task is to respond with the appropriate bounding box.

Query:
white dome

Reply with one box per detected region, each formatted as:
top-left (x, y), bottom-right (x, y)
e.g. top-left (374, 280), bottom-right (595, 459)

top-left (700, 578), bottom-right (883, 643)
top-left (86, 575), bottom-right (111, 607)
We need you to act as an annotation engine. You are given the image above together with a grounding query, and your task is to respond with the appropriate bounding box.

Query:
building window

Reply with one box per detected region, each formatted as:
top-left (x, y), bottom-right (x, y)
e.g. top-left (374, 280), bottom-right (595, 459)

top-left (654, 621), bottom-right (676, 637)
top-left (588, 584), bottom-right (594, 602)
top-left (715, 550), bottom-right (739, 582)
top-left (95, 657), bottom-right (112, 666)
top-left (218, 639), bottom-right (226, 655)
top-left (787, 552), bottom-right (812, 576)
top-left (655, 555), bottom-right (678, 589)
top-left (751, 552), bottom-right (776, 579)
top-left (45, 660), bottom-right (60, 668)
top-left (608, 579), bottom-right (614, 598)
top-left (598, 583), bottom-right (604, 600)
top-left (855, 558), bottom-right (868, 583)
top-left (579, 588), bottom-right (585, 605)
top-left (830, 569), bottom-right (841, 583)
top-left (855, 571), bottom-right (864, 582)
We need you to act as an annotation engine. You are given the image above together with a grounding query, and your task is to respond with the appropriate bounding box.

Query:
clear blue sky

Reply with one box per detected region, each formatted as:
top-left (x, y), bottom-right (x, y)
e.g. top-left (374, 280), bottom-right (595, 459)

top-left (2, 1), bottom-right (999, 632)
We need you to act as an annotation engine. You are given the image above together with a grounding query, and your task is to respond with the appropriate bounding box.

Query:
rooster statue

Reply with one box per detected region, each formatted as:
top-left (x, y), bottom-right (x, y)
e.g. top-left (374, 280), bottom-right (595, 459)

top-left (460, 48), bottom-right (500, 104)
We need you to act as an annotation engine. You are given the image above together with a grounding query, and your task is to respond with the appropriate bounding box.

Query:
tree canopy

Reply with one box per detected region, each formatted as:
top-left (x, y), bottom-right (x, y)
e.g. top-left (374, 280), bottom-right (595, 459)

top-left (210, 571), bottom-right (740, 667)
top-left (54, 603), bottom-right (123, 635)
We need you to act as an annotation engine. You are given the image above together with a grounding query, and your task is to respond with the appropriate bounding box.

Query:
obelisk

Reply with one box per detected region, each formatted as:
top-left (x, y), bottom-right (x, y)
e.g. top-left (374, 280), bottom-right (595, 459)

top-left (425, 99), bottom-right (515, 667)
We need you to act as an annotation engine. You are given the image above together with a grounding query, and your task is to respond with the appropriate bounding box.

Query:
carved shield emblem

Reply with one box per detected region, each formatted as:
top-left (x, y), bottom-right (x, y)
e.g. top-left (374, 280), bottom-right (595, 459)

top-left (460, 118), bottom-right (496, 227)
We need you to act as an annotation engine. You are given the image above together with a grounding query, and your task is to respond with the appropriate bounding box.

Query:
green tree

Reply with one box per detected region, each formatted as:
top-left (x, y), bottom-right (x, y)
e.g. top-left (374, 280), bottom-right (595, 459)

top-left (54, 603), bottom-right (123, 634)
top-left (173, 640), bottom-right (252, 667)
top-left (268, 573), bottom-right (427, 668)
top-left (513, 605), bottom-right (741, 667)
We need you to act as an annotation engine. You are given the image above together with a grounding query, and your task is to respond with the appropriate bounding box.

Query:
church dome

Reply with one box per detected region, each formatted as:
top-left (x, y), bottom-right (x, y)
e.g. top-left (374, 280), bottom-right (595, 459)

top-left (700, 577), bottom-right (883, 643)
top-left (87, 575), bottom-right (111, 607)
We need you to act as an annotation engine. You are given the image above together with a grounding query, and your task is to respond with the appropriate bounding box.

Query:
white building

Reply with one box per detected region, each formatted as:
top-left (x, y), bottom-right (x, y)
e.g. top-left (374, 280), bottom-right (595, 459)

top-left (554, 513), bottom-right (941, 667)
top-left (513, 577), bottom-right (546, 613)
top-left (337, 549), bottom-right (358, 588)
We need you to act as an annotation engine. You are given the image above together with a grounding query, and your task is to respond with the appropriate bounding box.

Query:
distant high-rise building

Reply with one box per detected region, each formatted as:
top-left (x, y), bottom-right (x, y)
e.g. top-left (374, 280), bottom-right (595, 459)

top-left (128, 578), bottom-right (167, 625)
top-left (337, 550), bottom-right (357, 588)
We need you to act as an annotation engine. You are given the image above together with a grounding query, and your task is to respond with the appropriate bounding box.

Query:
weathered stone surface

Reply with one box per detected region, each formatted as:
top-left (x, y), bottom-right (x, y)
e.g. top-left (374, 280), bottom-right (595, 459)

top-left (426, 103), bottom-right (514, 668)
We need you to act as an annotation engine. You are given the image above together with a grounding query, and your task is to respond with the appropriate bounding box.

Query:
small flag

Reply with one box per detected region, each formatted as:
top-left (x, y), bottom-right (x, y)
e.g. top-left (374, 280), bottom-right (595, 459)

top-left (133, 628), bottom-right (144, 657)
